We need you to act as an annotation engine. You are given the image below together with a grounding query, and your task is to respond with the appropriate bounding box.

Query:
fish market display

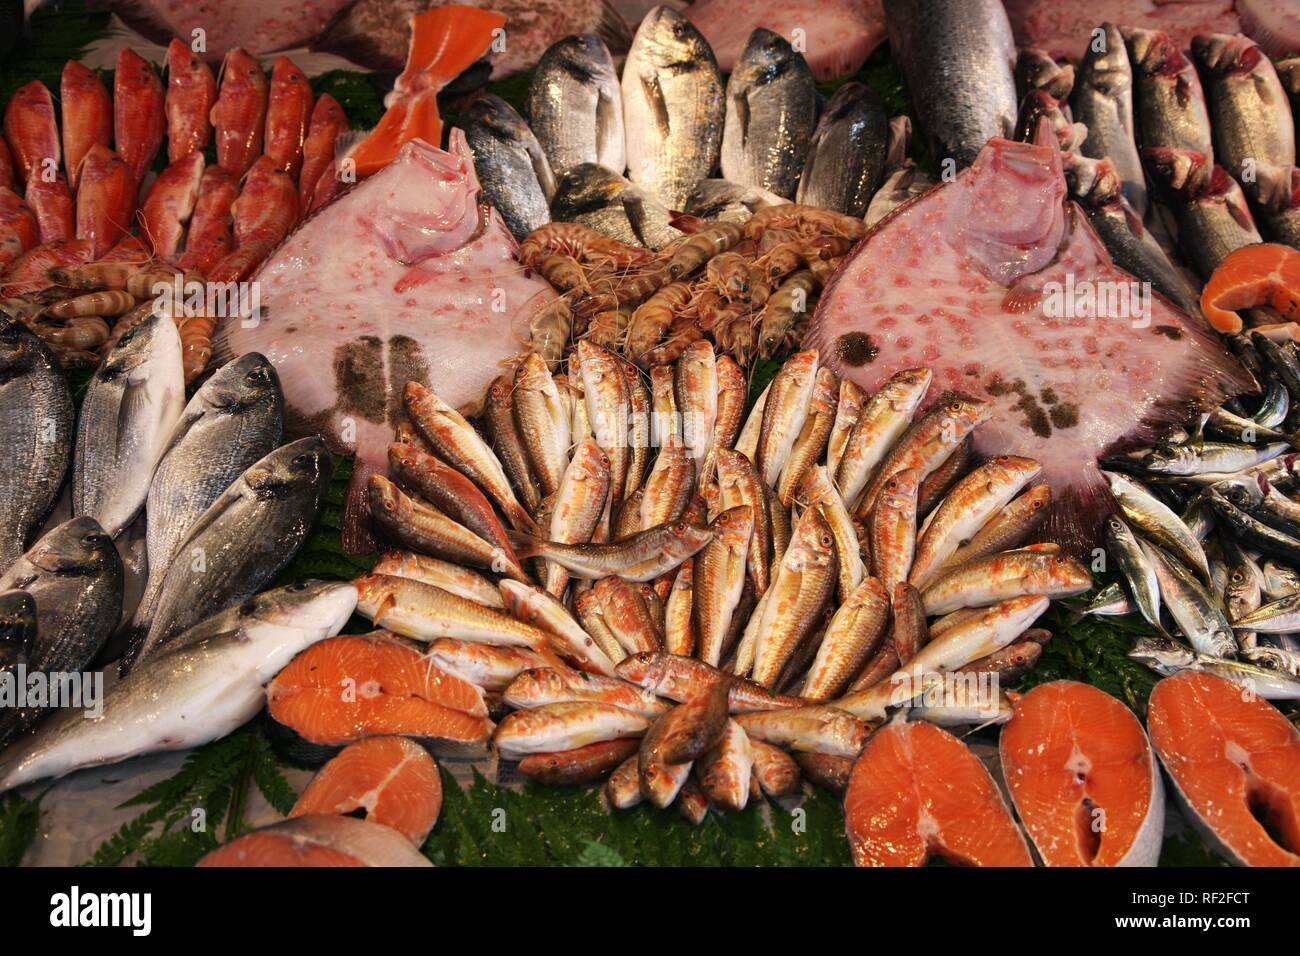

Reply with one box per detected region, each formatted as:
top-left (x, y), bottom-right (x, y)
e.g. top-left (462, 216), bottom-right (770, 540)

top-left (844, 719), bottom-right (1034, 867)
top-left (999, 680), bottom-right (1164, 866)
top-left (216, 134), bottom-right (557, 552)
top-left (1147, 670), bottom-right (1300, 866)
top-left (0, 581), bottom-right (356, 792)
top-left (289, 736), bottom-right (443, 845)
top-left (808, 135), bottom-right (1251, 549)
top-left (686, 0), bottom-right (887, 81)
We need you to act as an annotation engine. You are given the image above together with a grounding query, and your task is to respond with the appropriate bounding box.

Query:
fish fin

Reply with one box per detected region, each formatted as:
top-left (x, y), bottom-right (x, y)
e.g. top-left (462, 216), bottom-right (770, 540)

top-left (116, 377), bottom-right (152, 455)
top-left (506, 529), bottom-right (544, 560)
top-left (884, 116), bottom-right (911, 172)
top-left (595, 0), bottom-right (633, 55)
top-left (733, 90), bottom-right (751, 145)
top-left (623, 193), bottom-right (650, 246)
top-left (115, 622), bottom-right (149, 676)
top-left (341, 459), bottom-right (377, 554)
top-left (642, 73), bottom-right (671, 140)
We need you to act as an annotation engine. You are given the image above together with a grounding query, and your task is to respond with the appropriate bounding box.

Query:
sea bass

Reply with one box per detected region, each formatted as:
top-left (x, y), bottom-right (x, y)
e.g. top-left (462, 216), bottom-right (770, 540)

top-left (807, 136), bottom-right (1251, 550)
top-left (214, 134), bottom-right (556, 552)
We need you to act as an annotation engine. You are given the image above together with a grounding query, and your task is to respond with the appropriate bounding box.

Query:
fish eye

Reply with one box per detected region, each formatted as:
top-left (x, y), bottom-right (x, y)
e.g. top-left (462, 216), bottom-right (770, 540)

top-left (293, 453), bottom-right (312, 466)
top-left (289, 581), bottom-right (308, 592)
top-left (238, 601), bottom-right (257, 616)
top-left (820, 533), bottom-right (833, 547)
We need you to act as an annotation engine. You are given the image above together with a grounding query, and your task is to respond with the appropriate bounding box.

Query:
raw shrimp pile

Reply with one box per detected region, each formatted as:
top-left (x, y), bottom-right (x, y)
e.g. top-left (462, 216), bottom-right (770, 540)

top-left (0, 43), bottom-right (348, 380)
top-left (519, 205), bottom-right (868, 370)
top-left (267, 340), bottom-right (1096, 822)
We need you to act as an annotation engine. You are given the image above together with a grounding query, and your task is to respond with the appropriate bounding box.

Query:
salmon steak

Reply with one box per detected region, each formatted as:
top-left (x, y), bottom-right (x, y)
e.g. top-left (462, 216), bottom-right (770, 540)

top-left (1147, 670), bottom-right (1300, 867)
top-left (197, 814), bottom-right (432, 867)
top-left (290, 736), bottom-right (442, 845)
top-left (216, 133), bottom-right (556, 552)
top-left (1000, 681), bottom-right (1164, 866)
top-left (807, 135), bottom-right (1251, 551)
top-left (266, 633), bottom-right (495, 751)
top-left (844, 718), bottom-right (1033, 867)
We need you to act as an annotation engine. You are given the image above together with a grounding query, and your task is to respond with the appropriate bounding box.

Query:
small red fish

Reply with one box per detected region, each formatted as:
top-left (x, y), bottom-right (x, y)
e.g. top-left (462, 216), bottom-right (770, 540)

top-left (207, 156), bottom-right (298, 281)
top-left (211, 47), bottom-right (268, 176)
top-left (74, 145), bottom-right (137, 258)
top-left (263, 56), bottom-right (314, 178)
top-left (114, 48), bottom-right (166, 184)
top-left (138, 151), bottom-right (205, 259)
top-left (165, 38), bottom-right (216, 163)
top-left (60, 60), bottom-right (112, 191)
top-left (177, 165), bottom-right (240, 274)
top-left (0, 138), bottom-right (13, 190)
top-left (3, 81), bottom-right (59, 186)
top-left (0, 187), bottom-right (39, 269)
top-left (299, 93), bottom-right (347, 210)
top-left (0, 239), bottom-right (94, 296)
top-left (24, 175), bottom-right (74, 244)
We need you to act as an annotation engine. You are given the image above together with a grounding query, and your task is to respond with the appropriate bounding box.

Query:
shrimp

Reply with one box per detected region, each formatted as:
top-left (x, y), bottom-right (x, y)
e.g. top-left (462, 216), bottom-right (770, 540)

top-left (711, 313), bottom-right (758, 367)
top-left (743, 203), bottom-right (867, 242)
top-left (518, 222), bottom-right (652, 270)
top-left (37, 315), bottom-right (110, 349)
top-left (538, 253), bottom-right (589, 292)
top-left (639, 314), bottom-right (703, 367)
top-left (174, 311), bottom-right (216, 382)
top-left (705, 251), bottom-right (751, 301)
top-left (584, 307), bottom-right (631, 350)
top-left (46, 289), bottom-right (136, 319)
top-left (626, 280), bottom-right (692, 362)
top-left (528, 292), bottom-right (575, 370)
top-left (666, 221), bottom-right (744, 278)
top-left (758, 269), bottom-right (821, 359)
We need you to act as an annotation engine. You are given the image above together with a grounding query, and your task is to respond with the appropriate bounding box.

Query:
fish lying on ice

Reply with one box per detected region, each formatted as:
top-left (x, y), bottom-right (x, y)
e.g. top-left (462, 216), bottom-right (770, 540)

top-left (806, 134), bottom-right (1252, 551)
top-left (214, 133), bottom-right (557, 553)
top-left (0, 581), bottom-right (355, 793)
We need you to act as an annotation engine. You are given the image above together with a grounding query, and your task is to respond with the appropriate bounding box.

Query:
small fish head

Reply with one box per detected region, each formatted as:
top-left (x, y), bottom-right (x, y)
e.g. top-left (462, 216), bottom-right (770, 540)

top-left (28, 516), bottom-right (113, 573)
top-left (614, 651), bottom-right (662, 686)
top-left (0, 320), bottom-right (41, 375)
top-left (261, 436), bottom-right (332, 492)
top-left (202, 352), bottom-right (281, 409)
top-left (639, 6), bottom-right (711, 67)
top-left (1047, 555), bottom-right (1093, 593)
top-left (711, 504), bottom-right (755, 545)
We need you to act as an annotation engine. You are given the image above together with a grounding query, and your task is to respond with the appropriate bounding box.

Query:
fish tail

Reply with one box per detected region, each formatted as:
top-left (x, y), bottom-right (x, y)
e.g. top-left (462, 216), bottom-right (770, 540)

top-left (506, 529), bottom-right (544, 561)
top-left (341, 460), bottom-right (378, 555)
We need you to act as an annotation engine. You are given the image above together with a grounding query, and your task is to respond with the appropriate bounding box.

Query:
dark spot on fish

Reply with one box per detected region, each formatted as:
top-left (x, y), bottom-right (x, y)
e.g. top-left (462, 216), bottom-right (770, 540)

top-left (385, 334), bottom-right (431, 427)
top-left (1040, 387), bottom-right (1057, 405)
top-left (285, 325), bottom-right (298, 335)
top-left (1049, 403), bottom-right (1079, 429)
top-left (835, 332), bottom-right (878, 367)
top-left (334, 336), bottom-right (386, 424)
top-left (1153, 325), bottom-right (1182, 340)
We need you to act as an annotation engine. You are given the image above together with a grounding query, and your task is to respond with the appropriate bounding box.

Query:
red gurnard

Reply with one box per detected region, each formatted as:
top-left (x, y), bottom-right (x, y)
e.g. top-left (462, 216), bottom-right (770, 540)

top-left (114, 48), bottom-right (166, 184)
top-left (807, 135), bottom-right (1251, 550)
top-left (299, 94), bottom-right (347, 211)
top-left (206, 156), bottom-right (298, 282)
top-left (215, 133), bottom-right (557, 551)
top-left (211, 47), bottom-right (268, 177)
top-left (60, 61), bottom-right (112, 191)
top-left (0, 188), bottom-right (39, 269)
top-left (73, 145), bottom-right (137, 258)
top-left (3, 81), bottom-right (59, 186)
top-left (138, 151), bottom-right (205, 258)
top-left (165, 38), bottom-right (217, 163)
top-left (24, 177), bottom-right (74, 244)
top-left (177, 166), bottom-right (240, 273)
top-left (263, 57), bottom-right (313, 179)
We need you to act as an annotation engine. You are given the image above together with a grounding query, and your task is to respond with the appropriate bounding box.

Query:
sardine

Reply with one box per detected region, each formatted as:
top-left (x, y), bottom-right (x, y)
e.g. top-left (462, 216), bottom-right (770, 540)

top-left (463, 93), bottom-right (555, 242)
top-left (0, 580), bottom-right (355, 792)
top-left (0, 321), bottom-right (73, 574)
top-left (1103, 513), bottom-right (1165, 634)
top-left (134, 353), bottom-right (283, 633)
top-left (796, 82), bottom-right (890, 216)
top-left (883, 0), bottom-right (1017, 169)
top-left (72, 314), bottom-right (185, 537)
top-left (621, 5), bottom-right (725, 208)
top-left (125, 437), bottom-right (331, 669)
top-left (1105, 471), bottom-right (1210, 579)
top-left (1139, 538), bottom-right (1238, 658)
top-left (720, 28), bottom-right (817, 200)
top-left (527, 34), bottom-right (625, 177)
top-left (1128, 633), bottom-right (1300, 699)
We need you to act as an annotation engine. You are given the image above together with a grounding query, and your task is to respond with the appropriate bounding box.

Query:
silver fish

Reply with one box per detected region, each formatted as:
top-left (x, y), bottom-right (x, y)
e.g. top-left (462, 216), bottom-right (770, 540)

top-left (0, 517), bottom-right (122, 746)
top-left (134, 354), bottom-right (284, 635)
top-left (1128, 633), bottom-right (1300, 699)
top-left (463, 93), bottom-right (556, 242)
top-left (527, 33), bottom-right (626, 177)
top-left (125, 437), bottom-right (332, 670)
top-left (796, 82), bottom-right (891, 216)
top-left (0, 581), bottom-right (356, 793)
top-left (720, 28), bottom-right (817, 200)
top-left (684, 178), bottom-right (784, 223)
top-left (0, 321), bottom-right (73, 575)
top-left (621, 5), bottom-right (725, 208)
top-left (1072, 22), bottom-right (1146, 216)
top-left (551, 162), bottom-right (682, 249)
top-left (0, 590), bottom-right (34, 675)
top-left (1125, 27), bottom-right (1213, 156)
top-left (1139, 538), bottom-right (1237, 658)
top-left (883, 0), bottom-right (1017, 169)
top-left (72, 314), bottom-right (185, 537)
top-left (1192, 33), bottom-right (1295, 198)
top-left (1103, 514), bottom-right (1163, 634)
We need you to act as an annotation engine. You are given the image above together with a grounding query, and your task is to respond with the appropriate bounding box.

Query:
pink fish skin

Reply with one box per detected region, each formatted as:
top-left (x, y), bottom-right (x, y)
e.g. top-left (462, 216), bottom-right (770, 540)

top-left (1235, 0), bottom-right (1300, 58)
top-left (1002, 0), bottom-right (1244, 61)
top-left (686, 0), bottom-right (884, 80)
top-left (806, 136), bottom-right (1252, 552)
top-left (215, 131), bottom-right (556, 553)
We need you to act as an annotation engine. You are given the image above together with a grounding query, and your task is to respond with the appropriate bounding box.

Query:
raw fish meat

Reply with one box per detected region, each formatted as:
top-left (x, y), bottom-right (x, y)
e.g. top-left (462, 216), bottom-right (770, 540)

top-left (686, 0), bottom-right (885, 81)
top-left (1002, 0), bottom-right (1242, 61)
top-left (89, 0), bottom-right (353, 60)
top-left (215, 132), bottom-right (555, 552)
top-left (806, 136), bottom-right (1251, 551)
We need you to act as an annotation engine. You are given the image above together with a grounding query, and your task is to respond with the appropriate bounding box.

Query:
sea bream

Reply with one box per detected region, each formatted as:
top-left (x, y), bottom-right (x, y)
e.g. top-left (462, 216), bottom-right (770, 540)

top-left (526, 34), bottom-right (626, 177)
top-left (806, 135), bottom-right (1252, 550)
top-left (214, 133), bottom-right (557, 552)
